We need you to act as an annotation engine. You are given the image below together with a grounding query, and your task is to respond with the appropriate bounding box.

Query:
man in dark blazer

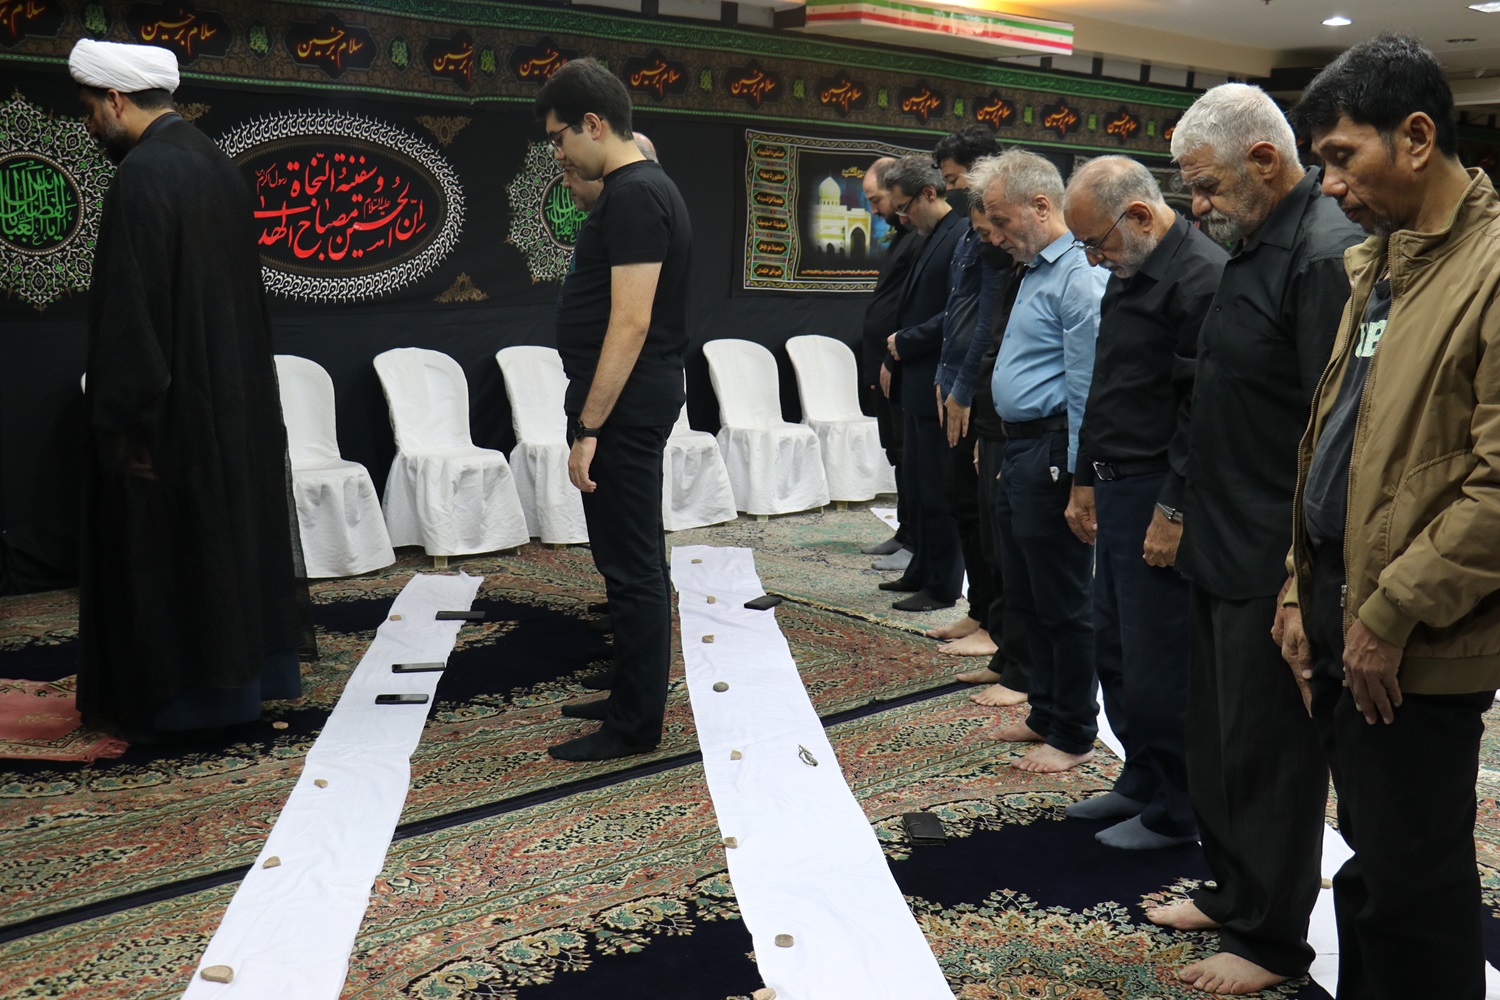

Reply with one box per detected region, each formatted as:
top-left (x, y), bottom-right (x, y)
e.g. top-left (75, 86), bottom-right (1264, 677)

top-left (880, 155), bottom-right (967, 611)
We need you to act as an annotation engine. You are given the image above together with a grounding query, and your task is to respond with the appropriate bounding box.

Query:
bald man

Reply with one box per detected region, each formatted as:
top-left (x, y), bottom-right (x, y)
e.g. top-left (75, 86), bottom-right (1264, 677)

top-left (1062, 155), bottom-right (1226, 849)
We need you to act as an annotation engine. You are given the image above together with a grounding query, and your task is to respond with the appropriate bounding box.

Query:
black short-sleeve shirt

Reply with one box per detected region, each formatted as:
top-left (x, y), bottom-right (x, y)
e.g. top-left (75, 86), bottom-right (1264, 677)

top-left (556, 159), bottom-right (692, 426)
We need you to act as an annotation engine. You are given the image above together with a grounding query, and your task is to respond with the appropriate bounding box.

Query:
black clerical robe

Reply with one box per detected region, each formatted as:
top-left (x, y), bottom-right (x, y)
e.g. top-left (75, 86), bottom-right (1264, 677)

top-left (78, 114), bottom-right (312, 738)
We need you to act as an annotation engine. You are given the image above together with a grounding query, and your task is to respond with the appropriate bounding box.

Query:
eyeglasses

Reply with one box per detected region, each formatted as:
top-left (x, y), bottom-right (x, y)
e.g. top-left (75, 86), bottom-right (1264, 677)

top-left (546, 121), bottom-right (579, 149)
top-left (1071, 208), bottom-right (1129, 254)
top-left (894, 193), bottom-right (917, 218)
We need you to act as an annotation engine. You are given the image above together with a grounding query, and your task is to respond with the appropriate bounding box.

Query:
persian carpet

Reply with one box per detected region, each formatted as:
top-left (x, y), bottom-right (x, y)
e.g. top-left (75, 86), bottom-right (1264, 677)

top-left (0, 692), bottom-right (1332, 1000)
top-left (0, 544), bottom-right (960, 930)
top-left (0, 676), bottom-right (126, 762)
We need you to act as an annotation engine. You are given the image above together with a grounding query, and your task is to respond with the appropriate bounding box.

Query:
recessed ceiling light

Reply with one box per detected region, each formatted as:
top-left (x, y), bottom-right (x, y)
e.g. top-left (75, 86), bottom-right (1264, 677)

top-left (1469, 2), bottom-right (1500, 13)
top-left (1323, 14), bottom-right (1352, 25)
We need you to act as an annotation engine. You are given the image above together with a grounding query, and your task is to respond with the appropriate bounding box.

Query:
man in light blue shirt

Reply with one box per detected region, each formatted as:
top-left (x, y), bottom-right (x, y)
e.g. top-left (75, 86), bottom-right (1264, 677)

top-left (971, 149), bottom-right (1107, 774)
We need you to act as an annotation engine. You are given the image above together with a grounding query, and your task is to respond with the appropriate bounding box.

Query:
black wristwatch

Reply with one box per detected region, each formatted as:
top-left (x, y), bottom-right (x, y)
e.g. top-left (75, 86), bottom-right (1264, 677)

top-left (571, 416), bottom-right (600, 440)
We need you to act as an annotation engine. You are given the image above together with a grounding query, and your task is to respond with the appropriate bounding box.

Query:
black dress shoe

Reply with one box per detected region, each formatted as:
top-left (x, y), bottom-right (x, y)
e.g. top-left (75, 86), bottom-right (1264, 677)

top-left (579, 667), bottom-right (615, 690)
top-left (892, 591), bottom-right (956, 612)
top-left (878, 578), bottom-right (921, 592)
top-left (562, 698), bottom-right (610, 720)
top-left (587, 601), bottom-right (610, 615)
top-left (548, 729), bottom-right (659, 761)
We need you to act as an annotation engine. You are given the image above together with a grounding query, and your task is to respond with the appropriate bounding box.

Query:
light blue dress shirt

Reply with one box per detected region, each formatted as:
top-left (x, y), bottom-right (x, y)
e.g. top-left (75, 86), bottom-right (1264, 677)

top-left (990, 232), bottom-right (1108, 473)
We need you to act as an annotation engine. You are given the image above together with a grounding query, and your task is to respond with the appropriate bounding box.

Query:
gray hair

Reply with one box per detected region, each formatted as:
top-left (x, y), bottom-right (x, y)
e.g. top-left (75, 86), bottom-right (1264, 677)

top-left (1170, 82), bottom-right (1297, 167)
top-left (969, 148), bottom-right (1063, 208)
top-left (884, 154), bottom-right (946, 198)
top-left (633, 131), bottom-right (659, 163)
top-left (1064, 155), bottom-right (1167, 216)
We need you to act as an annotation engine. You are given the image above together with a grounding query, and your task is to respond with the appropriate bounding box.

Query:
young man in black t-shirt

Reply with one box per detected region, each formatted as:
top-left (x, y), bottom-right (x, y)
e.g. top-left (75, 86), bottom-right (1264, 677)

top-left (537, 58), bottom-right (692, 762)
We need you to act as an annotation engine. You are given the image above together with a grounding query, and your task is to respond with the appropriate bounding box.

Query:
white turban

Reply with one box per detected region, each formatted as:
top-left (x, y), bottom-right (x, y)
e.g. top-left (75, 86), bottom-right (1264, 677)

top-left (68, 39), bottom-right (179, 94)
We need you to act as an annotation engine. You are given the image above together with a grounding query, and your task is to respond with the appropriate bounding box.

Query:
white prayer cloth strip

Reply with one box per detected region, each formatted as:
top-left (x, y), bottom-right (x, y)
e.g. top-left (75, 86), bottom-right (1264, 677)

top-left (180, 571), bottom-right (481, 1000)
top-left (871, 505), bottom-right (899, 529)
top-left (672, 545), bottom-right (953, 1000)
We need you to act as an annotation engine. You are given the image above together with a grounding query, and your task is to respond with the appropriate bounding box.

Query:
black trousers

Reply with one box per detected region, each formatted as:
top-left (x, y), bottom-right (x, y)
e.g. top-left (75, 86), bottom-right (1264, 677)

top-left (946, 422), bottom-right (993, 621)
top-left (867, 365), bottom-right (911, 547)
top-left (1305, 544), bottom-right (1491, 1000)
top-left (577, 422), bottom-right (673, 746)
top-left (1093, 472), bottom-right (1194, 837)
top-left (977, 436), bottom-right (1030, 692)
top-left (1187, 585), bottom-right (1326, 976)
top-left (994, 429), bottom-right (1095, 753)
top-left (899, 405), bottom-right (964, 602)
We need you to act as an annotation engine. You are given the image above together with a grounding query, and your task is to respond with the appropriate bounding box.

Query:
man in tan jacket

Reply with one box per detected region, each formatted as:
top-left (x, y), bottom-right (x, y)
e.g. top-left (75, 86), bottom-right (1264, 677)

top-left (1280, 33), bottom-right (1500, 1000)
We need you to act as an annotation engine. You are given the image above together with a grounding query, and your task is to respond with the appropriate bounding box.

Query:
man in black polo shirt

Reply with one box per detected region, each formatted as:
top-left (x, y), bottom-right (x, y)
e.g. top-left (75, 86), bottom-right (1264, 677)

top-left (1061, 156), bottom-right (1227, 851)
top-left (536, 58), bottom-right (691, 762)
top-left (1144, 84), bottom-right (1363, 995)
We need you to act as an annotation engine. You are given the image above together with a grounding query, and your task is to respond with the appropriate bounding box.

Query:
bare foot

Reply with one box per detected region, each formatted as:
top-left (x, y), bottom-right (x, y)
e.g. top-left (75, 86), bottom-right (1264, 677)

top-left (971, 684), bottom-right (1028, 707)
top-left (990, 720), bottom-right (1045, 743)
top-left (955, 667), bottom-right (1002, 685)
top-left (1012, 745), bottom-right (1094, 773)
top-left (926, 616), bottom-right (980, 641)
top-left (1146, 900), bottom-right (1221, 931)
top-left (938, 629), bottom-right (998, 657)
top-left (1177, 953), bottom-right (1287, 995)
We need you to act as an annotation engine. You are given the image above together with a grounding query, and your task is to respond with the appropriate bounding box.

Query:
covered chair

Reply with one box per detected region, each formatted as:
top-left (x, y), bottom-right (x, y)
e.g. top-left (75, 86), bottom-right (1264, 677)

top-left (663, 393), bottom-right (738, 531)
top-left (784, 335), bottom-right (898, 502)
top-left (275, 355), bottom-right (396, 578)
top-left (372, 347), bottom-right (530, 557)
top-left (702, 338), bottom-right (829, 516)
top-left (495, 346), bottom-right (587, 544)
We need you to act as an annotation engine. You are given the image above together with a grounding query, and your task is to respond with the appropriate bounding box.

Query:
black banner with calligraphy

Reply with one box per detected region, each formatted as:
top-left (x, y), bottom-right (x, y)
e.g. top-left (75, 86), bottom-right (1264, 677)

top-left (0, 0), bottom-right (64, 48)
top-left (726, 60), bottom-right (780, 110)
top-left (127, 2), bottom-right (231, 63)
top-left (286, 14), bottom-right (375, 78)
top-left (816, 72), bottom-right (869, 118)
top-left (897, 82), bottom-right (944, 125)
top-left (975, 90), bottom-right (1017, 129)
top-left (509, 36), bottom-right (573, 84)
top-left (623, 50), bottom-right (687, 103)
top-left (1040, 99), bottom-right (1081, 139)
top-left (1103, 107), bottom-right (1141, 144)
top-left (424, 31), bottom-right (475, 90)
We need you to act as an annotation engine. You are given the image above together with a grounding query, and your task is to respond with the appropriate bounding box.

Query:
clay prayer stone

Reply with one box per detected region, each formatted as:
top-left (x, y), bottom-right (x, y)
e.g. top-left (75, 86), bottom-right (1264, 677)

top-left (706, 596), bottom-right (717, 604)
top-left (271, 721), bottom-right (289, 730)
top-left (753, 990), bottom-right (777, 1000)
top-left (713, 681), bottom-right (729, 692)
top-left (730, 750), bottom-right (743, 760)
top-left (723, 836), bottom-right (738, 848)
top-left (200, 965), bottom-right (234, 983)
top-left (313, 779), bottom-right (329, 788)
top-left (691, 558), bottom-right (703, 564)
top-left (389, 614), bottom-right (403, 621)
top-left (774, 934), bottom-right (794, 948)
top-left (702, 635), bottom-right (715, 643)
top-left (262, 856), bottom-right (281, 869)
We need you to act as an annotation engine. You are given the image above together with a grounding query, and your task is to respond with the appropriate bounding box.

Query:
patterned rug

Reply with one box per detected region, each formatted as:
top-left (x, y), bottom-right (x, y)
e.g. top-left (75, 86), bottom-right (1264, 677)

top-left (0, 677), bottom-right (125, 763)
top-left (668, 508), bottom-right (972, 633)
top-left (0, 542), bottom-right (962, 930)
top-left (0, 692), bottom-right (1330, 1000)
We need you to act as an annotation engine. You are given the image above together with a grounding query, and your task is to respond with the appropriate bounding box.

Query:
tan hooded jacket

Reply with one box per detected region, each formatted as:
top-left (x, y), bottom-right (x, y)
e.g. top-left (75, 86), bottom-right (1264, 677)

top-left (1287, 169), bottom-right (1500, 695)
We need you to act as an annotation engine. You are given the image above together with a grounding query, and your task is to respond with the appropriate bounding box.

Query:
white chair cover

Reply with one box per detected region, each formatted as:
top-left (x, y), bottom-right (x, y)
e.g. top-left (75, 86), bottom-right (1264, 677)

top-left (663, 395), bottom-right (738, 530)
top-left (372, 347), bottom-right (530, 557)
top-left (703, 339), bottom-right (830, 516)
top-left (784, 335), bottom-right (898, 501)
top-left (495, 346), bottom-right (588, 544)
top-left (274, 355), bottom-right (396, 578)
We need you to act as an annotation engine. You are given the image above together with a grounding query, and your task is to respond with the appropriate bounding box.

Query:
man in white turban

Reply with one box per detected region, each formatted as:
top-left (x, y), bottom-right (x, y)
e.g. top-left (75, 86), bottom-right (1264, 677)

top-left (68, 39), bottom-right (179, 164)
top-left (69, 39), bottom-right (313, 744)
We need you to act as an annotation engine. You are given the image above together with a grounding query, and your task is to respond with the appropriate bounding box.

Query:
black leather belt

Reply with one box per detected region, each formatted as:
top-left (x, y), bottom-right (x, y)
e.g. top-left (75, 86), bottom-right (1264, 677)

top-left (1091, 458), bottom-right (1170, 481)
top-left (1000, 414), bottom-right (1068, 439)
